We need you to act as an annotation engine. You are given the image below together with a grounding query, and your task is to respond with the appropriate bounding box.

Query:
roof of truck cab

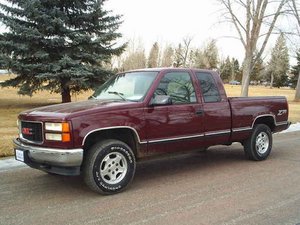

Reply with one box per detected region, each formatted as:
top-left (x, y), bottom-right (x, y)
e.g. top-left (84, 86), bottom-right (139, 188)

top-left (126, 67), bottom-right (218, 74)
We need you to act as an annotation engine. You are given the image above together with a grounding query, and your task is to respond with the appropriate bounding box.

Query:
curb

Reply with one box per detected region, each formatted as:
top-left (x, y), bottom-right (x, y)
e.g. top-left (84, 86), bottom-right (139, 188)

top-left (0, 156), bottom-right (25, 172)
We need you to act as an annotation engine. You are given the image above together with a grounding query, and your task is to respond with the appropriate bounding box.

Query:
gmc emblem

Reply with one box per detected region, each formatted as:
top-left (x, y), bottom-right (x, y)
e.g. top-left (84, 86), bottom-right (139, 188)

top-left (22, 127), bottom-right (33, 135)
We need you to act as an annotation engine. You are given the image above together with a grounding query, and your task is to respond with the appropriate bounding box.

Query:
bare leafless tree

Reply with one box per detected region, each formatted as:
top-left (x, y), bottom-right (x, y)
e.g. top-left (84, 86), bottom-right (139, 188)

top-left (289, 0), bottom-right (300, 101)
top-left (219, 0), bottom-right (289, 96)
top-left (174, 36), bottom-right (193, 67)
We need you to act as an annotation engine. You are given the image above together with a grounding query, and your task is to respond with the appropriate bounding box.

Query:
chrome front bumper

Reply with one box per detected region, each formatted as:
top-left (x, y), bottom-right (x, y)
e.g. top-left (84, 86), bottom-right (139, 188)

top-left (13, 138), bottom-right (83, 167)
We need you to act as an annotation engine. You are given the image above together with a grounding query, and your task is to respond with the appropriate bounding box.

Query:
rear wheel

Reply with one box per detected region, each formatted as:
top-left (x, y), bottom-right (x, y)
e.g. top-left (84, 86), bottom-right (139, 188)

top-left (197, 147), bottom-right (208, 153)
top-left (244, 124), bottom-right (272, 161)
top-left (83, 139), bottom-right (136, 194)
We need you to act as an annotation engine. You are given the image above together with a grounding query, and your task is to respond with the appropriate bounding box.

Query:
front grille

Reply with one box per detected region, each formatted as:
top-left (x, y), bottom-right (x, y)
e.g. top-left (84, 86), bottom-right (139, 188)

top-left (21, 121), bottom-right (43, 143)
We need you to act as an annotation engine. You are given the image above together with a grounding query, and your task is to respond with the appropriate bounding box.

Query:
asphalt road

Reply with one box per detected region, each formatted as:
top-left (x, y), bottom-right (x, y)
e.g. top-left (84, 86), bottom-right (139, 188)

top-left (1, 131), bottom-right (300, 225)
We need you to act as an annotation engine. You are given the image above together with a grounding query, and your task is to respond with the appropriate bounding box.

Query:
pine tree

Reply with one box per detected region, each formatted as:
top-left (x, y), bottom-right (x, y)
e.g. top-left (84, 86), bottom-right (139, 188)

top-left (219, 57), bottom-right (232, 82)
top-left (0, 0), bottom-right (125, 102)
top-left (174, 44), bottom-right (183, 68)
top-left (193, 49), bottom-right (205, 69)
top-left (203, 39), bottom-right (219, 69)
top-left (147, 42), bottom-right (159, 68)
top-left (233, 59), bottom-right (242, 82)
top-left (250, 54), bottom-right (264, 82)
top-left (291, 51), bottom-right (300, 89)
top-left (161, 45), bottom-right (174, 67)
top-left (266, 34), bottom-right (289, 88)
top-left (193, 39), bottom-right (219, 70)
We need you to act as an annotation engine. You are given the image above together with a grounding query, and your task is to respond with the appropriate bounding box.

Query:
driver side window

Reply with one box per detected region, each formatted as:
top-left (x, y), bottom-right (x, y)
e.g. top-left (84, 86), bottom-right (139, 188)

top-left (155, 72), bottom-right (196, 104)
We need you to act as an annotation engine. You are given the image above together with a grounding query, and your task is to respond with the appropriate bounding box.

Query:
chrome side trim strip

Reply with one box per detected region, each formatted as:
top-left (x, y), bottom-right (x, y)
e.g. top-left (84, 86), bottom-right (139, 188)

top-left (82, 126), bottom-right (147, 146)
top-left (232, 127), bottom-right (252, 132)
top-left (205, 129), bottom-right (231, 136)
top-left (148, 133), bottom-right (204, 144)
top-left (276, 121), bottom-right (288, 126)
top-left (148, 129), bottom-right (232, 144)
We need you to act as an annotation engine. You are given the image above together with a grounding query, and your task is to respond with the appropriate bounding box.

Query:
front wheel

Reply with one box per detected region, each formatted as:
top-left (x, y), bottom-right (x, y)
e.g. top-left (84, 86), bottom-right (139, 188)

top-left (244, 124), bottom-right (273, 161)
top-left (83, 139), bottom-right (136, 194)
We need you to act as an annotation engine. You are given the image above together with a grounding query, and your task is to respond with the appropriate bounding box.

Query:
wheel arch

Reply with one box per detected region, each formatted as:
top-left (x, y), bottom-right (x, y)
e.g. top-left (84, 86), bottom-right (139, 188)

top-left (252, 114), bottom-right (276, 132)
top-left (82, 127), bottom-right (143, 158)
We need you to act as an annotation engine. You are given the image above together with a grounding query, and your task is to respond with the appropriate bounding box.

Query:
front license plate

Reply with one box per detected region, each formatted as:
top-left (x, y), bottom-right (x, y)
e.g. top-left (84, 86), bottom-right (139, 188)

top-left (15, 149), bottom-right (24, 162)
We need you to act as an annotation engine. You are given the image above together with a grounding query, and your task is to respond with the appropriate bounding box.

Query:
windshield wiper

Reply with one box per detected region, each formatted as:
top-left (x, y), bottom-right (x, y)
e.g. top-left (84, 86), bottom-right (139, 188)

top-left (89, 95), bottom-right (96, 100)
top-left (108, 91), bottom-right (127, 101)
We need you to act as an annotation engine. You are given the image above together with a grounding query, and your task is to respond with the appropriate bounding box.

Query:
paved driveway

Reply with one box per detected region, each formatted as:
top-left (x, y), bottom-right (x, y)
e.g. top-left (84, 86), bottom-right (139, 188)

top-left (0, 131), bottom-right (300, 225)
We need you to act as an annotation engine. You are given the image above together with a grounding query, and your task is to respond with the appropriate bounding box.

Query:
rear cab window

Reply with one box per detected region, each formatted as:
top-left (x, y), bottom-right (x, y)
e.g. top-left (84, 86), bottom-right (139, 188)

top-left (196, 72), bottom-right (221, 103)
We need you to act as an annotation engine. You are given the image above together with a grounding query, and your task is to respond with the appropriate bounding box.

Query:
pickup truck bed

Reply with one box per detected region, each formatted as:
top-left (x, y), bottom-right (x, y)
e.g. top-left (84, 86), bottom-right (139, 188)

top-left (229, 96), bottom-right (289, 141)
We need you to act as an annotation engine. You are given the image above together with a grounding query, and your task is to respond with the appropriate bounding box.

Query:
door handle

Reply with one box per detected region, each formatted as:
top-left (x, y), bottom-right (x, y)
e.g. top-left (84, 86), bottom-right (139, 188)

top-left (195, 109), bottom-right (204, 116)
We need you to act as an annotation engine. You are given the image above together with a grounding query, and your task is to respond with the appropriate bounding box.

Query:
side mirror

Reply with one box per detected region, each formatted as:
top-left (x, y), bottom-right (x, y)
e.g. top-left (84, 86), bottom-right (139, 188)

top-left (150, 95), bottom-right (172, 106)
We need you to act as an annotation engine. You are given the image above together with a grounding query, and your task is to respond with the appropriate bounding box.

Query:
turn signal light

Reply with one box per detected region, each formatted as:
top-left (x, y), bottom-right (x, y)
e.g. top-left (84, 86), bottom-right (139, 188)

top-left (62, 122), bottom-right (70, 133)
top-left (62, 133), bottom-right (71, 142)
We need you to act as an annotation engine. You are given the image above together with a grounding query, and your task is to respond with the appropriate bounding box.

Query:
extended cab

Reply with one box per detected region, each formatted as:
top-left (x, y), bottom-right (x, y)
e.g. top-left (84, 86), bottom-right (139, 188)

top-left (14, 68), bottom-right (290, 194)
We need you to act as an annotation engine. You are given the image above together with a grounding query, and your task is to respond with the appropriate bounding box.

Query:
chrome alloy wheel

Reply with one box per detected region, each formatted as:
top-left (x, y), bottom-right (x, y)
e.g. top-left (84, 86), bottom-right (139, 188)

top-left (99, 152), bottom-right (128, 185)
top-left (255, 131), bottom-right (269, 155)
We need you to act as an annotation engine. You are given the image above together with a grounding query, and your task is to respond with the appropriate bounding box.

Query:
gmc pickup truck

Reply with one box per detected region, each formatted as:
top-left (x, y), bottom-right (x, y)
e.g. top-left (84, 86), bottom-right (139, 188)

top-left (14, 68), bottom-right (290, 194)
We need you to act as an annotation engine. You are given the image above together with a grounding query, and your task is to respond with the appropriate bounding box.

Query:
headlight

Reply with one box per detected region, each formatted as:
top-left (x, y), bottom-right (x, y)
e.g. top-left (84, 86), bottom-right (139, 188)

top-left (45, 122), bottom-right (71, 142)
top-left (45, 133), bottom-right (71, 142)
top-left (45, 122), bottom-right (70, 132)
top-left (45, 133), bottom-right (62, 141)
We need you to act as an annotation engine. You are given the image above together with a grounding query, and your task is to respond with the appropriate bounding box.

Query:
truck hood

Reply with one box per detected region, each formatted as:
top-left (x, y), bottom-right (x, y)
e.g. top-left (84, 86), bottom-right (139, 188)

top-left (20, 99), bottom-right (137, 119)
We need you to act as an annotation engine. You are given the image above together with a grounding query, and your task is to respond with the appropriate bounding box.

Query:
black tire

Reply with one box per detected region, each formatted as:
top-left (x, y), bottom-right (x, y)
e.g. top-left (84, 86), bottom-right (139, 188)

top-left (197, 147), bottom-right (208, 153)
top-left (244, 124), bottom-right (273, 161)
top-left (83, 139), bottom-right (136, 194)
top-left (46, 172), bottom-right (60, 176)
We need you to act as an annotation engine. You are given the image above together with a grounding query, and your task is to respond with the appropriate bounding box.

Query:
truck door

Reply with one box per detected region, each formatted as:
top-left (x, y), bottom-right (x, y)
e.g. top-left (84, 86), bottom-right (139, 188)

top-left (194, 71), bottom-right (231, 145)
top-left (145, 71), bottom-right (205, 153)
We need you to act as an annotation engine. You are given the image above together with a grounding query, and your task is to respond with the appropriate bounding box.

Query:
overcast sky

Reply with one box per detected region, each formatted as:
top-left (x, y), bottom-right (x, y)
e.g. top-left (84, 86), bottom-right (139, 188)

top-left (106, 0), bottom-right (298, 64)
top-left (105, 0), bottom-right (248, 62)
top-left (0, 0), bottom-right (297, 64)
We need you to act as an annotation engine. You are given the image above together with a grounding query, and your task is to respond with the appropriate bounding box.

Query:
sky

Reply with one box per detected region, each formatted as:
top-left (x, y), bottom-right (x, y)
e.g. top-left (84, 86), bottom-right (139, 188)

top-left (105, 0), bottom-right (246, 62)
top-left (105, 0), bottom-right (298, 65)
top-left (0, 0), bottom-right (297, 64)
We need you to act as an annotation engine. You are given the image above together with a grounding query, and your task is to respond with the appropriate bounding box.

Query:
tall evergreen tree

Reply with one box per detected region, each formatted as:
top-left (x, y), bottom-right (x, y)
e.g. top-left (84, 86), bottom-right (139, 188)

top-left (193, 39), bottom-right (219, 70)
top-left (202, 39), bottom-right (219, 69)
top-left (147, 42), bottom-right (159, 68)
top-left (250, 54), bottom-right (265, 82)
top-left (161, 45), bottom-right (174, 67)
top-left (266, 34), bottom-right (289, 88)
top-left (174, 44), bottom-right (183, 68)
top-left (0, 0), bottom-right (125, 102)
top-left (291, 50), bottom-right (300, 89)
top-left (219, 57), bottom-right (240, 82)
top-left (219, 57), bottom-right (232, 82)
top-left (233, 59), bottom-right (242, 82)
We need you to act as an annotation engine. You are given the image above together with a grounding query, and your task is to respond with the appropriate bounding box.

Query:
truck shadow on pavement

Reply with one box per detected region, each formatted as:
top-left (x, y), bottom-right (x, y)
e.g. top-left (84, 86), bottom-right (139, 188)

top-left (133, 146), bottom-right (246, 185)
top-left (36, 144), bottom-right (262, 196)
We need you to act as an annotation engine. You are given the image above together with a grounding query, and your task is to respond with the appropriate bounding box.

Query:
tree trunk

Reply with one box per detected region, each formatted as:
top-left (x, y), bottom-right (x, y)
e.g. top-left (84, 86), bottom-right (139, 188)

top-left (295, 71), bottom-right (300, 102)
top-left (270, 73), bottom-right (274, 89)
top-left (61, 78), bottom-right (71, 103)
top-left (240, 55), bottom-right (252, 97)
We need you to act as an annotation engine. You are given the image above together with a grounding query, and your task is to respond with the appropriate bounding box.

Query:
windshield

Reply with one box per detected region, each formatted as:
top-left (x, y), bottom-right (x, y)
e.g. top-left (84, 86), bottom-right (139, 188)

top-left (91, 71), bottom-right (158, 101)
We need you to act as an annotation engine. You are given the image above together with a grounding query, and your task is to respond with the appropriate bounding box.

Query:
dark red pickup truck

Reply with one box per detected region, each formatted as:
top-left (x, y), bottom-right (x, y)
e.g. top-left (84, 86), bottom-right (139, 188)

top-left (14, 68), bottom-right (290, 194)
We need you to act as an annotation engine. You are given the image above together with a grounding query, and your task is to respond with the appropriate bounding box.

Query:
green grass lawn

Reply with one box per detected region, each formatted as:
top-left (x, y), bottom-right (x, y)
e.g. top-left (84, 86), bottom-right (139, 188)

top-left (1, 75), bottom-right (299, 157)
